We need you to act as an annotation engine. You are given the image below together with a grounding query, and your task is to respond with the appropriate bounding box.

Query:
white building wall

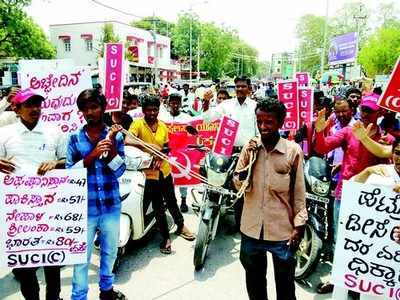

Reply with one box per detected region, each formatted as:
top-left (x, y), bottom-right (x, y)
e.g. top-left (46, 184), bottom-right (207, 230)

top-left (49, 21), bottom-right (176, 71)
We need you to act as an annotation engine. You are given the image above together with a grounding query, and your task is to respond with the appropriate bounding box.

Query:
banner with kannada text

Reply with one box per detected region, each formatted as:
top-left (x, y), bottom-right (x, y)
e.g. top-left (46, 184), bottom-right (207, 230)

top-left (0, 169), bottom-right (88, 268)
top-left (332, 181), bottom-right (400, 298)
top-left (20, 66), bottom-right (92, 133)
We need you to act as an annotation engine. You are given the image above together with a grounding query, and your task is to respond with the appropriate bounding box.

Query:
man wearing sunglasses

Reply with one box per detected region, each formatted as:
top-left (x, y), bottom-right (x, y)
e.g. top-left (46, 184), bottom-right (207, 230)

top-left (313, 93), bottom-right (393, 294)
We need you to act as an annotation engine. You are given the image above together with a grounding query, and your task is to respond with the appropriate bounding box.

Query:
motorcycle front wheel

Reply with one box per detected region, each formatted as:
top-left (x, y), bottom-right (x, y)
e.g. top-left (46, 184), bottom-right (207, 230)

top-left (295, 223), bottom-right (322, 280)
top-left (193, 219), bottom-right (211, 270)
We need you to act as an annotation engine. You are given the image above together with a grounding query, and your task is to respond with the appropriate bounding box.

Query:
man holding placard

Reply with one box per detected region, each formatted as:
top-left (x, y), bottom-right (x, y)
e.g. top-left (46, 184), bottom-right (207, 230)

top-left (0, 88), bottom-right (66, 300)
top-left (66, 89), bottom-right (126, 300)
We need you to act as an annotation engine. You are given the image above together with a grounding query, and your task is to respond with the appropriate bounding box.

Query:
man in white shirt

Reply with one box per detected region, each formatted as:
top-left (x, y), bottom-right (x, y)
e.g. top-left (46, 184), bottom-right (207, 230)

top-left (179, 83), bottom-right (195, 114)
top-left (202, 76), bottom-right (259, 149)
top-left (202, 76), bottom-right (259, 231)
top-left (159, 93), bottom-right (192, 212)
top-left (0, 88), bottom-right (66, 300)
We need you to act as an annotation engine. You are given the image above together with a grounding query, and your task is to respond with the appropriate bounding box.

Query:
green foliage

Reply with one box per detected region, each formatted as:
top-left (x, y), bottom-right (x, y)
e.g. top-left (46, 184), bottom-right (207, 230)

top-left (132, 13), bottom-right (260, 79)
top-left (0, 0), bottom-right (55, 59)
top-left (359, 21), bottom-right (400, 77)
top-left (98, 23), bottom-right (120, 57)
top-left (295, 1), bottom-right (399, 77)
top-left (132, 16), bottom-right (174, 37)
top-left (296, 14), bottom-right (331, 75)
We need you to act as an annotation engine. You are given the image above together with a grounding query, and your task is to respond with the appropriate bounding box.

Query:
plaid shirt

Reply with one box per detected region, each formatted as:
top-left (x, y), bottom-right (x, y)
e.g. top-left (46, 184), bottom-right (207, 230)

top-left (66, 125), bottom-right (126, 216)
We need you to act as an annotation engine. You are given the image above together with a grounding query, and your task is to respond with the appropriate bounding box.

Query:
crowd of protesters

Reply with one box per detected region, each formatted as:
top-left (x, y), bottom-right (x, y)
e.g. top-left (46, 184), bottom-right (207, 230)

top-left (0, 75), bottom-right (400, 300)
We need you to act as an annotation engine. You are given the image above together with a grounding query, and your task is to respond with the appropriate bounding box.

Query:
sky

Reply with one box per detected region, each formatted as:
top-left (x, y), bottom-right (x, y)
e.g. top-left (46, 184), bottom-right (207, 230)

top-left (26, 0), bottom-right (390, 61)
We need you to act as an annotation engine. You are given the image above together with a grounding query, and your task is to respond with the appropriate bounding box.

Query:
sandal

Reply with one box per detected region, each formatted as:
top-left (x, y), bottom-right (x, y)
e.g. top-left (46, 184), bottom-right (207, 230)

top-left (160, 239), bottom-right (172, 254)
top-left (175, 228), bottom-right (196, 241)
top-left (316, 282), bottom-right (334, 294)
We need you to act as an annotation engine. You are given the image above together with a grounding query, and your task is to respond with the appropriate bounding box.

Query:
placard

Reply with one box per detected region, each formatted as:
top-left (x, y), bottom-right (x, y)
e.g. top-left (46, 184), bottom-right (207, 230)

top-left (20, 66), bottom-right (92, 133)
top-left (104, 43), bottom-right (124, 112)
top-left (295, 72), bottom-right (310, 87)
top-left (332, 180), bottom-right (400, 298)
top-left (212, 116), bottom-right (239, 156)
top-left (277, 79), bottom-right (300, 130)
top-left (299, 87), bottom-right (313, 125)
top-left (0, 169), bottom-right (88, 268)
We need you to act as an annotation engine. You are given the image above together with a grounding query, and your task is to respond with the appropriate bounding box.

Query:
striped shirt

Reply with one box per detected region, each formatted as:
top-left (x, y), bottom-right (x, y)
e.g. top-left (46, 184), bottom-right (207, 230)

top-left (66, 125), bottom-right (126, 216)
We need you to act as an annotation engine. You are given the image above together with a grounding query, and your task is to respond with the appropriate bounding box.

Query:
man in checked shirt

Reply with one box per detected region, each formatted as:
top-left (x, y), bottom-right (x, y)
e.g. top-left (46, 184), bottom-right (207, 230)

top-left (66, 89), bottom-right (126, 300)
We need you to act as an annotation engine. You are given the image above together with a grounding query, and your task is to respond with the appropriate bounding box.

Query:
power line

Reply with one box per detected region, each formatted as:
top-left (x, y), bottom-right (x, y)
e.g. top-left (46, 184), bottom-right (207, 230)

top-left (90, 0), bottom-right (145, 19)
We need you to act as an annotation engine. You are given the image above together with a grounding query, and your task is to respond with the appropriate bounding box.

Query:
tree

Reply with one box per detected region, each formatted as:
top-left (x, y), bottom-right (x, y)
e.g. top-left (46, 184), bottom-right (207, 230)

top-left (131, 16), bottom-right (175, 37)
top-left (98, 23), bottom-right (120, 57)
top-left (376, 1), bottom-right (400, 27)
top-left (358, 21), bottom-right (400, 77)
top-left (0, 0), bottom-right (55, 59)
top-left (295, 14), bottom-right (332, 75)
top-left (198, 23), bottom-right (233, 79)
top-left (171, 12), bottom-right (201, 67)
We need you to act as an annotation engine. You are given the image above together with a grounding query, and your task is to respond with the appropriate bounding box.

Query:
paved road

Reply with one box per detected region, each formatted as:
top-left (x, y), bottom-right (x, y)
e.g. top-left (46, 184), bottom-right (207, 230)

top-left (1, 191), bottom-right (334, 300)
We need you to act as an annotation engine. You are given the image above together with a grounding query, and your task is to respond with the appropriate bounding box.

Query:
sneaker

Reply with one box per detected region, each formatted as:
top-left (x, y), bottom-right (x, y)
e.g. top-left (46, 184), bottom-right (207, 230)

top-left (99, 288), bottom-right (126, 300)
top-left (180, 201), bottom-right (189, 213)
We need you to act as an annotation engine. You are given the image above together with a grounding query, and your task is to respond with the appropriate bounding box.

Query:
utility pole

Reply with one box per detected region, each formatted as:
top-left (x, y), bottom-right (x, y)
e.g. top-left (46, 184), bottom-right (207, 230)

top-left (197, 35), bottom-right (200, 82)
top-left (151, 13), bottom-right (158, 86)
top-left (353, 4), bottom-right (367, 78)
top-left (189, 11), bottom-right (193, 83)
top-left (320, 0), bottom-right (329, 77)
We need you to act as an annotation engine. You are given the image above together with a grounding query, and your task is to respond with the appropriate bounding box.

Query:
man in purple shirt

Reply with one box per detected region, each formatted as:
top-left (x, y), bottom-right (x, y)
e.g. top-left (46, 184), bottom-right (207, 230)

top-left (314, 93), bottom-right (392, 294)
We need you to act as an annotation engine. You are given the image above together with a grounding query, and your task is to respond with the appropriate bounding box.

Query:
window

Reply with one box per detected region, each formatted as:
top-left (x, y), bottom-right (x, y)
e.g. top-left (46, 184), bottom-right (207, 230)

top-left (64, 41), bottom-right (71, 52)
top-left (158, 47), bottom-right (163, 59)
top-left (86, 40), bottom-right (93, 51)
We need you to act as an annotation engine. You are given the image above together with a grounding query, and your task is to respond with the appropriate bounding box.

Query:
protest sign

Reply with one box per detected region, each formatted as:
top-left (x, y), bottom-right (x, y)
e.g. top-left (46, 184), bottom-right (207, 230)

top-left (104, 43), bottom-right (124, 112)
top-left (0, 169), bottom-right (88, 268)
top-left (377, 58), bottom-right (400, 113)
top-left (212, 116), bottom-right (239, 156)
top-left (298, 87), bottom-right (313, 125)
top-left (20, 66), bottom-right (92, 133)
top-left (277, 79), bottom-right (300, 130)
top-left (331, 180), bottom-right (400, 298)
top-left (295, 72), bottom-right (310, 87)
top-left (166, 118), bottom-right (219, 186)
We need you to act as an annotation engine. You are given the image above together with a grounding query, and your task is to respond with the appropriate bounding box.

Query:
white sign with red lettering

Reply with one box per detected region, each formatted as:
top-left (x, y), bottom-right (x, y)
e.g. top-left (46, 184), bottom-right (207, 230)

top-left (212, 116), bottom-right (239, 156)
top-left (299, 87), bottom-right (313, 125)
top-left (20, 66), bottom-right (92, 133)
top-left (0, 169), bottom-right (88, 268)
top-left (295, 72), bottom-right (310, 87)
top-left (277, 80), bottom-right (300, 130)
top-left (377, 57), bottom-right (400, 113)
top-left (104, 43), bottom-right (124, 112)
top-left (331, 180), bottom-right (400, 299)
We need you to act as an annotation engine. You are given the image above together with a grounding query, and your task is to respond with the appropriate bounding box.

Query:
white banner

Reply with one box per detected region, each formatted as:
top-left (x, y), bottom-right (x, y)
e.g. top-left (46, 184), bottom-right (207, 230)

top-left (20, 66), bottom-right (92, 133)
top-left (332, 180), bottom-right (400, 298)
top-left (0, 169), bottom-right (88, 268)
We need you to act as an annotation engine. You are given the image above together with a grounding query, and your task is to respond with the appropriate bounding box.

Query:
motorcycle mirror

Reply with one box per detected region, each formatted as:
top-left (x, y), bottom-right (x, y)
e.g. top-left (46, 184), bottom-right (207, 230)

top-left (185, 125), bottom-right (198, 136)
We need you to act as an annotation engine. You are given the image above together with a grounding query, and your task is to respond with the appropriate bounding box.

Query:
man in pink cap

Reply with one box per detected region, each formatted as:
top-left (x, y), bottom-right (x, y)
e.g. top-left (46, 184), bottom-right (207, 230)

top-left (313, 93), bottom-right (393, 294)
top-left (0, 88), bottom-right (66, 300)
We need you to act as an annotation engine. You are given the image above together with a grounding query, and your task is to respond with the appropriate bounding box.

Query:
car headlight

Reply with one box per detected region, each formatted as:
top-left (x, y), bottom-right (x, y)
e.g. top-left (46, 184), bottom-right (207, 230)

top-left (207, 169), bottom-right (227, 187)
top-left (311, 177), bottom-right (330, 196)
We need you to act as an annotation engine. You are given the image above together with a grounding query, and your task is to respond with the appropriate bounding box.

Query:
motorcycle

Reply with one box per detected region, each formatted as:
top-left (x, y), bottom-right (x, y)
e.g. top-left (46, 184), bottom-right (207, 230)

top-left (188, 142), bottom-right (239, 270)
top-left (295, 156), bottom-right (334, 279)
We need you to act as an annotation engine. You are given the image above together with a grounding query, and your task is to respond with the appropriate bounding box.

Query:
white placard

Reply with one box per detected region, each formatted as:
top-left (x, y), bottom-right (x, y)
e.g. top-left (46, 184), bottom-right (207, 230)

top-left (0, 169), bottom-right (88, 268)
top-left (332, 180), bottom-right (400, 299)
top-left (20, 66), bottom-right (92, 133)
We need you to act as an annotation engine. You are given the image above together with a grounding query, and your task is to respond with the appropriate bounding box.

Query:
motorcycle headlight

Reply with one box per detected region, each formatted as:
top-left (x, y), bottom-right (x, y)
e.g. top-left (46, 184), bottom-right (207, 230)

top-left (311, 177), bottom-right (330, 196)
top-left (207, 169), bottom-right (227, 187)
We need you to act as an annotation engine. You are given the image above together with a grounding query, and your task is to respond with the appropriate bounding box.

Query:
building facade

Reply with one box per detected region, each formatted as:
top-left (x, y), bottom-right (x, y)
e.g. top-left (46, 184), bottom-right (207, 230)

top-left (270, 52), bottom-right (295, 80)
top-left (49, 21), bottom-right (180, 83)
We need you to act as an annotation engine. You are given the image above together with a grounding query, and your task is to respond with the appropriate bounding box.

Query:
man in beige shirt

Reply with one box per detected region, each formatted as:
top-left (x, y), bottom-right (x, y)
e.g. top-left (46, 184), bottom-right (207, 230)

top-left (234, 98), bottom-right (307, 300)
